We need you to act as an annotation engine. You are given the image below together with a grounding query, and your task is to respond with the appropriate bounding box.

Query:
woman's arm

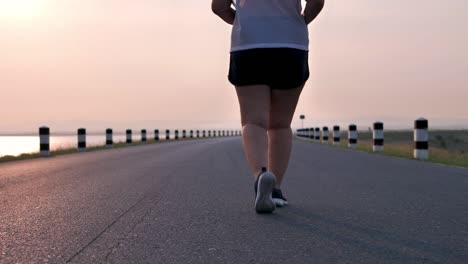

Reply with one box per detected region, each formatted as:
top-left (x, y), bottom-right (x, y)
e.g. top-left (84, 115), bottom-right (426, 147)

top-left (211, 0), bottom-right (236, 25)
top-left (303, 0), bottom-right (325, 25)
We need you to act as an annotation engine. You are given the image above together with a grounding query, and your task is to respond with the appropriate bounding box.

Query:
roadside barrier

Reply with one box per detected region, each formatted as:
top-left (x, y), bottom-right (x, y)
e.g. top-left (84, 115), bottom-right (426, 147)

top-left (141, 129), bottom-right (147, 143)
top-left (32, 126), bottom-right (240, 158)
top-left (39, 126), bottom-right (50, 157)
top-left (333, 126), bottom-right (340, 146)
top-left (126, 129), bottom-right (132, 144)
top-left (322, 126), bottom-right (329, 144)
top-left (295, 119), bottom-right (430, 161)
top-left (78, 128), bottom-right (86, 151)
top-left (414, 118), bottom-right (429, 160)
top-left (154, 129), bottom-right (159, 141)
top-left (373, 122), bottom-right (384, 152)
top-left (348, 125), bottom-right (357, 148)
top-left (106, 129), bottom-right (113, 148)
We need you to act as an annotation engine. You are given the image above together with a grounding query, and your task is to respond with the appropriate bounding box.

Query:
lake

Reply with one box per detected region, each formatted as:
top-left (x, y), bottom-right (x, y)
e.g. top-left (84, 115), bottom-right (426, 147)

top-left (0, 132), bottom-right (181, 157)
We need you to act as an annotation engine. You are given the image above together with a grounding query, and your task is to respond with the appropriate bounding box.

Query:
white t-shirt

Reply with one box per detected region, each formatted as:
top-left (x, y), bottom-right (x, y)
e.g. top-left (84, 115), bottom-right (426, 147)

top-left (231, 0), bottom-right (309, 52)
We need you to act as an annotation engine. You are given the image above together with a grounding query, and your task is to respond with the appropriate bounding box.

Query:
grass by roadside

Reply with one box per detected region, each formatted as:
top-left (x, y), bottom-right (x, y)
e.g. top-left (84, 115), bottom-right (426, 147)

top-left (0, 138), bottom-right (206, 164)
top-left (296, 130), bottom-right (468, 168)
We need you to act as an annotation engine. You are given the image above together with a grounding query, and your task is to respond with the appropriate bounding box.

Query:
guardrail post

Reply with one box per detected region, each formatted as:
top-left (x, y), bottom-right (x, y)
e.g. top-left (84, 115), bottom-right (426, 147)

top-left (190, 130), bottom-right (194, 138)
top-left (333, 126), bottom-right (340, 146)
top-left (203, 130), bottom-right (206, 138)
top-left (322, 126), bottom-right (329, 144)
top-left (166, 129), bottom-right (170, 140)
top-left (183, 130), bottom-right (187, 139)
top-left (348, 124), bottom-right (357, 148)
top-left (154, 129), bottom-right (159, 141)
top-left (175, 130), bottom-right (179, 140)
top-left (141, 129), bottom-right (147, 143)
top-left (39, 126), bottom-right (50, 157)
top-left (196, 130), bottom-right (200, 138)
top-left (373, 122), bottom-right (384, 152)
top-left (78, 128), bottom-right (86, 151)
top-left (414, 118), bottom-right (429, 160)
top-left (126, 129), bottom-right (132, 144)
top-left (208, 130), bottom-right (212, 137)
top-left (106, 128), bottom-right (113, 148)
top-left (315, 127), bottom-right (320, 142)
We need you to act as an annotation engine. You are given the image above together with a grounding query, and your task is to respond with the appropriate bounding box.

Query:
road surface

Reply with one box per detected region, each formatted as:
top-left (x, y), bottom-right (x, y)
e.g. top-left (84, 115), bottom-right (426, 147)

top-left (1, 138), bottom-right (467, 263)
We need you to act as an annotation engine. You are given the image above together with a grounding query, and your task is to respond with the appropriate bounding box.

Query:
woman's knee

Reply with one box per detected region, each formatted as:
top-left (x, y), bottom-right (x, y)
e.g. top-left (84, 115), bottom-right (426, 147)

top-left (242, 119), bottom-right (269, 130)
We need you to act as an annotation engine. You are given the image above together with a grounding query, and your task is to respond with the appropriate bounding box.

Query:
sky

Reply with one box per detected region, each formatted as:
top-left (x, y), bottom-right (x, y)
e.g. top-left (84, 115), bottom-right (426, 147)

top-left (1, 0), bottom-right (467, 134)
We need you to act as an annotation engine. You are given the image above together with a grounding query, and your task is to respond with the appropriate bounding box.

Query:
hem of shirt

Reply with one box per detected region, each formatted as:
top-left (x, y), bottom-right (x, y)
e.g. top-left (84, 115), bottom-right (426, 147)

top-left (230, 43), bottom-right (309, 52)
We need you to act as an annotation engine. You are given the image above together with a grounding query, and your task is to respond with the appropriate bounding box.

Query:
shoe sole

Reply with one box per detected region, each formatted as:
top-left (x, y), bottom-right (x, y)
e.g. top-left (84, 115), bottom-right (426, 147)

top-left (255, 172), bottom-right (276, 213)
top-left (273, 198), bottom-right (288, 207)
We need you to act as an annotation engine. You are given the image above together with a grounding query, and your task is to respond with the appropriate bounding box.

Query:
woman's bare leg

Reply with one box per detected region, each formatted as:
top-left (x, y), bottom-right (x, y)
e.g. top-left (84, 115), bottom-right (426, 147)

top-left (268, 85), bottom-right (304, 188)
top-left (235, 85), bottom-right (271, 177)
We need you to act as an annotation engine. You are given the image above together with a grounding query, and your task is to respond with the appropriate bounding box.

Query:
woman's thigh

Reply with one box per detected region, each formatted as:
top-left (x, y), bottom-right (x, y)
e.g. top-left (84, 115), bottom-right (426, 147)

top-left (235, 85), bottom-right (271, 128)
top-left (268, 84), bottom-right (304, 129)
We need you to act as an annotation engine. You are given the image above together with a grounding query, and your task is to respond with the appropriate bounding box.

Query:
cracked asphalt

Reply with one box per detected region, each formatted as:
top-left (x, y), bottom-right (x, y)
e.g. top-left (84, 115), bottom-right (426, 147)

top-left (1, 137), bottom-right (467, 263)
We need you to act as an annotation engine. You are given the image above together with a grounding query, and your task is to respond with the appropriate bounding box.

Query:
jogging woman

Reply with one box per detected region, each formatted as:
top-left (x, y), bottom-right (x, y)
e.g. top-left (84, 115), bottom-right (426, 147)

top-left (212, 0), bottom-right (325, 213)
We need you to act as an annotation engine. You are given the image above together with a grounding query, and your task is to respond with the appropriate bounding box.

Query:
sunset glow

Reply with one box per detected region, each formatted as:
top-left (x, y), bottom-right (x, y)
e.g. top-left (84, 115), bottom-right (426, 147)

top-left (0, 0), bottom-right (45, 20)
top-left (0, 0), bottom-right (467, 134)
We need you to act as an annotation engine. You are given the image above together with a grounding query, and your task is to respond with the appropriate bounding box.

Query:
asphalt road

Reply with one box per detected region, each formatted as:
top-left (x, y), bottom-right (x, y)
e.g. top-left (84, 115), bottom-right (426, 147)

top-left (1, 137), bottom-right (467, 264)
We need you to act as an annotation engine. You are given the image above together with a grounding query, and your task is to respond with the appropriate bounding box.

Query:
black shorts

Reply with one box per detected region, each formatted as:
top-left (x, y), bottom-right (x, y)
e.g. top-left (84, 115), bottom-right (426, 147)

top-left (228, 48), bottom-right (310, 90)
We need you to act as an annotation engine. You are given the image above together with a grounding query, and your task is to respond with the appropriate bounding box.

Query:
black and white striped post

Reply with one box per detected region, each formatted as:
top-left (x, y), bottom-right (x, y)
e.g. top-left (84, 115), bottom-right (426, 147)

top-left (141, 129), bottom-right (147, 143)
top-left (106, 128), bottom-right (113, 148)
top-left (315, 127), bottom-right (320, 141)
top-left (203, 130), bottom-right (206, 138)
top-left (126, 129), bottom-right (132, 144)
top-left (305, 128), bottom-right (315, 139)
top-left (208, 130), bottom-right (212, 137)
top-left (348, 124), bottom-right (358, 149)
top-left (165, 129), bottom-right (170, 140)
top-left (373, 122), bottom-right (384, 152)
top-left (190, 130), bottom-right (194, 139)
top-left (78, 128), bottom-right (86, 151)
top-left (154, 129), bottom-right (159, 141)
top-left (322, 126), bottom-right (329, 144)
top-left (414, 118), bottom-right (429, 160)
top-left (175, 130), bottom-right (179, 140)
top-left (183, 130), bottom-right (186, 139)
top-left (196, 130), bottom-right (200, 138)
top-left (333, 126), bottom-right (340, 146)
top-left (39, 126), bottom-right (50, 157)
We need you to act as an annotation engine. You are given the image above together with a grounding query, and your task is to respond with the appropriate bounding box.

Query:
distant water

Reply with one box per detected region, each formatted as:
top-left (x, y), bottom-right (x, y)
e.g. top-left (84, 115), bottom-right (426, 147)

top-left (0, 133), bottom-right (176, 157)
